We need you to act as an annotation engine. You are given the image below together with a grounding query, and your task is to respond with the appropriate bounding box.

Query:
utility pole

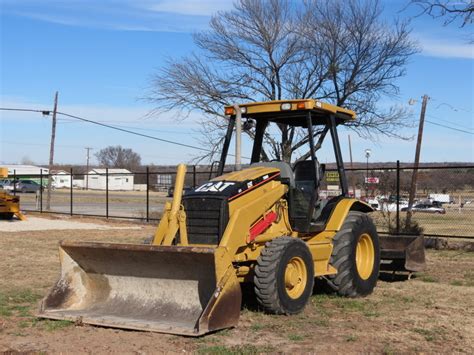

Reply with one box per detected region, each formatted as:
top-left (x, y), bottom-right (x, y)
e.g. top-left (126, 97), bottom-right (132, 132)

top-left (364, 149), bottom-right (371, 199)
top-left (46, 91), bottom-right (58, 211)
top-left (406, 94), bottom-right (429, 228)
top-left (348, 135), bottom-right (356, 197)
top-left (85, 147), bottom-right (93, 190)
top-left (233, 104), bottom-right (242, 171)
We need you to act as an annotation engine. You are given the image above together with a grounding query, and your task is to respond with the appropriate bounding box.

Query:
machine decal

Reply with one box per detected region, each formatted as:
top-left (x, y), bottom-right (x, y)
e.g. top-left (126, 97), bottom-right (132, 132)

top-left (187, 171), bottom-right (281, 201)
top-left (228, 172), bottom-right (280, 201)
top-left (195, 181), bottom-right (235, 192)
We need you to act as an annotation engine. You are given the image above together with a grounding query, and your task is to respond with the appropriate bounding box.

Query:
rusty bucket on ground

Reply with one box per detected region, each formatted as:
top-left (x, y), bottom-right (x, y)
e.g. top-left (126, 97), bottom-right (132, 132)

top-left (379, 235), bottom-right (426, 273)
top-left (37, 241), bottom-right (241, 336)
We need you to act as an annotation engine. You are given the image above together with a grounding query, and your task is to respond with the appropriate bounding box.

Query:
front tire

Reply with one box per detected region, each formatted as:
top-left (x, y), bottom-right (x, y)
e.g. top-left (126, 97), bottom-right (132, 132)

top-left (327, 211), bottom-right (380, 297)
top-left (254, 237), bottom-right (314, 315)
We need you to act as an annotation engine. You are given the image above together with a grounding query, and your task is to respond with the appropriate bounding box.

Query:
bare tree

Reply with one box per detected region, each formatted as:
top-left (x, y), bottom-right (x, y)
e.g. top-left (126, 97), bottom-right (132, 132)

top-left (95, 145), bottom-right (141, 171)
top-left (148, 0), bottom-right (418, 163)
top-left (21, 156), bottom-right (35, 165)
top-left (410, 0), bottom-right (474, 27)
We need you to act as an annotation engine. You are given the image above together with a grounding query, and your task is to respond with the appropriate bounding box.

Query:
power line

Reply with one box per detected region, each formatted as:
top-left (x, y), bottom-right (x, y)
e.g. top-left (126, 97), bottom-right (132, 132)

top-left (0, 107), bottom-right (211, 152)
top-left (426, 114), bottom-right (473, 132)
top-left (56, 118), bottom-right (199, 136)
top-left (57, 111), bottom-right (216, 152)
top-left (432, 101), bottom-right (471, 113)
top-left (425, 120), bottom-right (474, 135)
top-left (0, 107), bottom-right (250, 160)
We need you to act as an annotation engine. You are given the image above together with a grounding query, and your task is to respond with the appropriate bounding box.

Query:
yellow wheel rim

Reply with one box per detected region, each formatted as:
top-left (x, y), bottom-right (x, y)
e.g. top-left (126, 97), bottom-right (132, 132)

top-left (284, 257), bottom-right (307, 299)
top-left (356, 233), bottom-right (375, 280)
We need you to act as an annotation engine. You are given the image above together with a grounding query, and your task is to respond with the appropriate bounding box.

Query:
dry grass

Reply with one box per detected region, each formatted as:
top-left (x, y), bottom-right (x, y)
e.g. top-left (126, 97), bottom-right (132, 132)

top-left (0, 218), bottom-right (473, 353)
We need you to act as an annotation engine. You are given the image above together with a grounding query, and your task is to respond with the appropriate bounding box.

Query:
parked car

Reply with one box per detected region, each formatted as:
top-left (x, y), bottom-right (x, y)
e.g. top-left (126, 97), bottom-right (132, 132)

top-left (0, 178), bottom-right (14, 191)
top-left (401, 203), bottom-right (446, 214)
top-left (14, 179), bottom-right (43, 193)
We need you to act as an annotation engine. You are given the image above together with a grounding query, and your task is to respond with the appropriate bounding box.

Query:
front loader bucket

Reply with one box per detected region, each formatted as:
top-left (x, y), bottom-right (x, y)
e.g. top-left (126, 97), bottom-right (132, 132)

top-left (38, 242), bottom-right (241, 336)
top-left (379, 235), bottom-right (426, 272)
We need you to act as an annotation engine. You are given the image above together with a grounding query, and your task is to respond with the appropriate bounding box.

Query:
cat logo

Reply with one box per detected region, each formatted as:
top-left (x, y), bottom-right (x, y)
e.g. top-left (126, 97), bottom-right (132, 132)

top-left (195, 181), bottom-right (235, 193)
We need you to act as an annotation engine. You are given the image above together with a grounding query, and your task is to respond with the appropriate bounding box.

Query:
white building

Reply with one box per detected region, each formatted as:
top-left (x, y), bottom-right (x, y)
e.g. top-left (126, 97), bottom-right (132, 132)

top-left (5, 164), bottom-right (49, 176)
top-left (52, 170), bottom-right (72, 188)
top-left (86, 169), bottom-right (134, 191)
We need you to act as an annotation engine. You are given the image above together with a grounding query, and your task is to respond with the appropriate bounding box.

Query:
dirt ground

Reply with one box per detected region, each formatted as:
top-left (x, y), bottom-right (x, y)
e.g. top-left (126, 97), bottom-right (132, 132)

top-left (1, 216), bottom-right (473, 354)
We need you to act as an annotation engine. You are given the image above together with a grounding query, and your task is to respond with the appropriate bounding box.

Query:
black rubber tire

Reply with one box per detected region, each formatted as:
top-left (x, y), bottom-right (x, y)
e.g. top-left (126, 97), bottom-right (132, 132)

top-left (254, 237), bottom-right (314, 315)
top-left (327, 211), bottom-right (380, 297)
top-left (0, 212), bottom-right (14, 220)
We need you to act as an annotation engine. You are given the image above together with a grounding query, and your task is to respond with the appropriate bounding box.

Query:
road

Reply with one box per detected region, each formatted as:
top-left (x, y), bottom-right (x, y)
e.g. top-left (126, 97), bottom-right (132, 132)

top-left (15, 190), bottom-right (169, 219)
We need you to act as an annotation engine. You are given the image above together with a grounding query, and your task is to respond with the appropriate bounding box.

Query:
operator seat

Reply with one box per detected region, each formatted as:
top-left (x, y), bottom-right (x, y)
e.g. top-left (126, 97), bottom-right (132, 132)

top-left (252, 162), bottom-right (295, 188)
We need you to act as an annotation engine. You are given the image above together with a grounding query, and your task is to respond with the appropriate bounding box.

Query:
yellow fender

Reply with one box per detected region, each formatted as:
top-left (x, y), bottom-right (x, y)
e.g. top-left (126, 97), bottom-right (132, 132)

top-left (324, 198), bottom-right (373, 232)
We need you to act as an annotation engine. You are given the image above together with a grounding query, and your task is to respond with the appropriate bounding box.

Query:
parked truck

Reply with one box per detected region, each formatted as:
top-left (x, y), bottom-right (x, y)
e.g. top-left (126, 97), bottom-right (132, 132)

top-left (429, 194), bottom-right (452, 204)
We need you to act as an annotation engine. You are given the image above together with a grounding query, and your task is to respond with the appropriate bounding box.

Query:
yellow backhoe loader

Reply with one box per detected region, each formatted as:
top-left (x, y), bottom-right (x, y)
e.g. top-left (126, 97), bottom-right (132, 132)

top-left (0, 167), bottom-right (25, 220)
top-left (38, 99), bottom-right (423, 336)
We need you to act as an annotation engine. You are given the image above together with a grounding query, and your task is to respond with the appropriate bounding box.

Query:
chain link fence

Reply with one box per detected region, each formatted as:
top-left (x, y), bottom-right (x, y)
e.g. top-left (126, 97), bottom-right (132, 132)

top-left (7, 163), bottom-right (474, 238)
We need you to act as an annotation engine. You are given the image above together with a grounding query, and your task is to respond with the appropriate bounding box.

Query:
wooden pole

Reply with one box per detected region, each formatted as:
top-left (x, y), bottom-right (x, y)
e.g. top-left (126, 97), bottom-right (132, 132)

top-left (406, 94), bottom-right (429, 228)
top-left (46, 91), bottom-right (58, 211)
top-left (85, 147), bottom-right (93, 190)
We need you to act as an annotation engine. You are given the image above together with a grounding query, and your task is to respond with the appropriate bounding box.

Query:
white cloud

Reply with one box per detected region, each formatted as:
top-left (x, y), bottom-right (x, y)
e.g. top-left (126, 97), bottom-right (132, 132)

top-left (145, 0), bottom-right (233, 16)
top-left (415, 35), bottom-right (474, 60)
top-left (1, 0), bottom-right (221, 32)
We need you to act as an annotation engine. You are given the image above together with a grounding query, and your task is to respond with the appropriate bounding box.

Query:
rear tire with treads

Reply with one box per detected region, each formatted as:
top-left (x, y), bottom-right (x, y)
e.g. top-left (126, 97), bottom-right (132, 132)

top-left (254, 237), bottom-right (314, 314)
top-left (327, 211), bottom-right (380, 297)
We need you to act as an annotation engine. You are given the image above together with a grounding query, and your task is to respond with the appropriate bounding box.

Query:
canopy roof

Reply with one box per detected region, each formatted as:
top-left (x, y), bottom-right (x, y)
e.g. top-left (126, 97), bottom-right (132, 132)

top-left (224, 99), bottom-right (356, 126)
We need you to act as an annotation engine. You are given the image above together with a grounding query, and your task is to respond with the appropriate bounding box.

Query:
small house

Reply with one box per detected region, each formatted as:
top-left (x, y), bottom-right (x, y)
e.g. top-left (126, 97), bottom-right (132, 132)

top-left (86, 169), bottom-right (134, 191)
top-left (52, 170), bottom-right (72, 188)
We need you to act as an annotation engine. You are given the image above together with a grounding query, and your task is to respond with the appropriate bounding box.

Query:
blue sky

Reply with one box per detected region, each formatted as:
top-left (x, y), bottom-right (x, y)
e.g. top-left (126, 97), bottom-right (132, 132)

top-left (1, 0), bottom-right (473, 166)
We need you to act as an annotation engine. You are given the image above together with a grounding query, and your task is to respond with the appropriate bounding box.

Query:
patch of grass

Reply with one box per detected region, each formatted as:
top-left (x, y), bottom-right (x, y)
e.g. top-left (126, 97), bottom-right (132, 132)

top-left (198, 344), bottom-right (275, 354)
top-left (42, 319), bottom-right (74, 331)
top-left (464, 271), bottom-right (474, 286)
top-left (0, 289), bottom-right (41, 318)
top-left (450, 280), bottom-right (463, 286)
top-left (18, 320), bottom-right (30, 328)
top-left (417, 274), bottom-right (439, 283)
top-left (345, 334), bottom-right (358, 342)
top-left (10, 305), bottom-right (32, 317)
top-left (362, 309), bottom-right (380, 317)
top-left (382, 344), bottom-right (396, 355)
top-left (250, 323), bottom-right (264, 331)
top-left (308, 317), bottom-right (329, 327)
top-left (288, 333), bottom-right (304, 341)
top-left (413, 328), bottom-right (436, 342)
top-left (331, 298), bottom-right (366, 312)
top-left (215, 328), bottom-right (232, 337)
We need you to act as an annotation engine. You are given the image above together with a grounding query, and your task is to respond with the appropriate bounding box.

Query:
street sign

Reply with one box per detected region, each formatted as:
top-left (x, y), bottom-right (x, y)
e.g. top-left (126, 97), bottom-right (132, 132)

top-left (326, 171), bottom-right (339, 183)
top-left (365, 177), bottom-right (379, 184)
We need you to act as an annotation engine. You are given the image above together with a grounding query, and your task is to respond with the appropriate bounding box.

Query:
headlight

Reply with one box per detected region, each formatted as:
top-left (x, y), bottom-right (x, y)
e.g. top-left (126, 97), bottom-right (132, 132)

top-left (281, 103), bottom-right (292, 110)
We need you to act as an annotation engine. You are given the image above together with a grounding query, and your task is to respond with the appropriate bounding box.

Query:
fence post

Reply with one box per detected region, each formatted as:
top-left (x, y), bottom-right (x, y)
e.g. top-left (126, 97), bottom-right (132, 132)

top-left (193, 165), bottom-right (197, 188)
top-left (106, 168), bottom-right (109, 219)
top-left (40, 169), bottom-right (43, 213)
top-left (13, 170), bottom-right (16, 196)
top-left (70, 167), bottom-right (73, 216)
top-left (146, 166), bottom-right (150, 222)
top-left (396, 160), bottom-right (400, 235)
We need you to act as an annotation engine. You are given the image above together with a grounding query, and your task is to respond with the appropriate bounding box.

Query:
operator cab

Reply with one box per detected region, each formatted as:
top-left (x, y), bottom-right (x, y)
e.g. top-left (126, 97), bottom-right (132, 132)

top-left (221, 99), bottom-right (356, 234)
